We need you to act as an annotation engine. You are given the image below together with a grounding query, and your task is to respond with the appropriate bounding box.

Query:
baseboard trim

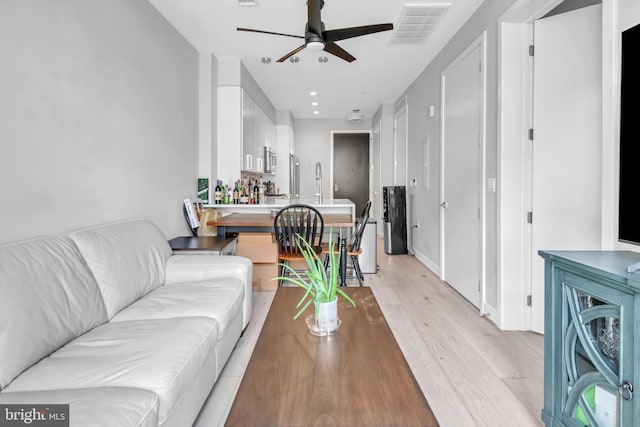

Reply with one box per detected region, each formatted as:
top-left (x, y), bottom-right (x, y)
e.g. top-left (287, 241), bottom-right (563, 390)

top-left (412, 248), bottom-right (441, 278)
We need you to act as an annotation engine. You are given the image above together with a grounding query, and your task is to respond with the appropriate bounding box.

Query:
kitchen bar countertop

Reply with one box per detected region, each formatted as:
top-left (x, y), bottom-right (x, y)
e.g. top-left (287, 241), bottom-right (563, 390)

top-left (204, 199), bottom-right (356, 236)
top-left (208, 213), bottom-right (354, 228)
top-left (205, 198), bottom-right (355, 216)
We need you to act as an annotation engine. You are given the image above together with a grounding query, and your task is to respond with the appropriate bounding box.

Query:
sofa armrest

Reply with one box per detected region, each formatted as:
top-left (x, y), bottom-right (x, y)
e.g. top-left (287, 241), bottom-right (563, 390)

top-left (165, 255), bottom-right (253, 329)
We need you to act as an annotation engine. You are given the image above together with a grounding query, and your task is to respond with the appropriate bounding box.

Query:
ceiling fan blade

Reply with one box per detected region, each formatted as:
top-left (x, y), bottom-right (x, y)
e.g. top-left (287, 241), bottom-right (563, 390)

top-left (307, 0), bottom-right (324, 36)
top-left (276, 44), bottom-right (307, 62)
top-left (323, 42), bottom-right (356, 63)
top-left (237, 27), bottom-right (304, 39)
top-left (324, 23), bottom-right (394, 43)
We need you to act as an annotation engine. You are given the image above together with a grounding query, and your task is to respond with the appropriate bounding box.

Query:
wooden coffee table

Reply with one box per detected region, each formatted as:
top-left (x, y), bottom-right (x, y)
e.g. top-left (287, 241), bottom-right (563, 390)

top-left (225, 287), bottom-right (438, 427)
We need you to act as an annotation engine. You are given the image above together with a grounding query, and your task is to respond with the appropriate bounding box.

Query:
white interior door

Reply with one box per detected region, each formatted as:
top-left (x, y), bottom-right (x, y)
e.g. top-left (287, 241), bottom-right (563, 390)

top-left (441, 38), bottom-right (483, 309)
top-left (530, 5), bottom-right (602, 333)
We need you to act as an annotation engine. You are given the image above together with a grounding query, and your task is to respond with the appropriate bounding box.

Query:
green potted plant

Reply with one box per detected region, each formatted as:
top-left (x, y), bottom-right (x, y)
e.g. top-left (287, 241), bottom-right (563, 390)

top-left (275, 229), bottom-right (356, 334)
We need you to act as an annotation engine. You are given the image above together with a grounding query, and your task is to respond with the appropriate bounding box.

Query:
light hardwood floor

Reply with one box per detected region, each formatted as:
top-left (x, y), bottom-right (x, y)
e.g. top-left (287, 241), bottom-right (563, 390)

top-left (194, 238), bottom-right (544, 427)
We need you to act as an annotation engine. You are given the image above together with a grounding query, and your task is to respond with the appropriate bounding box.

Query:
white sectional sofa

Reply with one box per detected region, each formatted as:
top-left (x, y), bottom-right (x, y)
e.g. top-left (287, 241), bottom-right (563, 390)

top-left (0, 219), bottom-right (252, 426)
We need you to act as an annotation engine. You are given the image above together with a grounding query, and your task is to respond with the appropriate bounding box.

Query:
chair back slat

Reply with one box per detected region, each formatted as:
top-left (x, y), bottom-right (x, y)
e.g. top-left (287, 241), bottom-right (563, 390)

top-left (274, 204), bottom-right (325, 257)
top-left (350, 200), bottom-right (372, 252)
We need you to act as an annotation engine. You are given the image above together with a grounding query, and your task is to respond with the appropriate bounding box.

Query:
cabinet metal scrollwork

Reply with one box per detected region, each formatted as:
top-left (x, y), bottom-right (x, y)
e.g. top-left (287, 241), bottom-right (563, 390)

top-left (564, 287), bottom-right (619, 426)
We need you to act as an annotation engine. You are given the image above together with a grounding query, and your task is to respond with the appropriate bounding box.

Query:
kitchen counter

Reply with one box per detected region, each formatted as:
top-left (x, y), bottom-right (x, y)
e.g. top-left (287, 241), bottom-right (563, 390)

top-left (205, 198), bottom-right (355, 216)
top-left (210, 213), bottom-right (354, 228)
top-left (204, 199), bottom-right (356, 236)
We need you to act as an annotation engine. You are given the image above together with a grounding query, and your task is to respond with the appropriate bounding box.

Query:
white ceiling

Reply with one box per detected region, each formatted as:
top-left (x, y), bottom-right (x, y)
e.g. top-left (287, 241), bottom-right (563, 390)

top-left (147, 0), bottom-right (485, 120)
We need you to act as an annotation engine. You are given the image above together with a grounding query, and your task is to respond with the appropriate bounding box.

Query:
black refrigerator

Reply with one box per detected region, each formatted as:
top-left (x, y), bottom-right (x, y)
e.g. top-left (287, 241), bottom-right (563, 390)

top-left (383, 186), bottom-right (407, 255)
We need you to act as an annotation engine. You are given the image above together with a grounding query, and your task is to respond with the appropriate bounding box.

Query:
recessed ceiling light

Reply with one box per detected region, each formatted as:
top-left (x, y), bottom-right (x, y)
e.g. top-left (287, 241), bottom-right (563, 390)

top-left (312, 102), bottom-right (318, 106)
top-left (310, 91), bottom-right (317, 96)
top-left (261, 57), bottom-right (271, 64)
top-left (289, 56), bottom-right (300, 63)
top-left (318, 56), bottom-right (328, 63)
top-left (313, 111), bottom-right (319, 115)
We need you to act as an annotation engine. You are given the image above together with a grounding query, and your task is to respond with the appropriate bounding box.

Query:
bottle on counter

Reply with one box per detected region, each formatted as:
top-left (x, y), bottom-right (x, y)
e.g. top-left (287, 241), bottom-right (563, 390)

top-left (233, 182), bottom-right (239, 204)
top-left (214, 180), bottom-right (223, 204)
top-left (240, 179), bottom-right (249, 204)
top-left (224, 184), bottom-right (231, 204)
top-left (253, 180), bottom-right (260, 204)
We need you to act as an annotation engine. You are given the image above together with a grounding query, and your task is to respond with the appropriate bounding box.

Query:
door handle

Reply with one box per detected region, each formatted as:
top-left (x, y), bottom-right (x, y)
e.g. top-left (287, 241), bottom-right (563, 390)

top-left (440, 202), bottom-right (448, 208)
top-left (619, 381), bottom-right (634, 401)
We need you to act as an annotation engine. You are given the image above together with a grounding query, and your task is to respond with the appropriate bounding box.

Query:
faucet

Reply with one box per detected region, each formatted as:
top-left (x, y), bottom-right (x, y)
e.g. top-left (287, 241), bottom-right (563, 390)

top-left (315, 162), bottom-right (323, 204)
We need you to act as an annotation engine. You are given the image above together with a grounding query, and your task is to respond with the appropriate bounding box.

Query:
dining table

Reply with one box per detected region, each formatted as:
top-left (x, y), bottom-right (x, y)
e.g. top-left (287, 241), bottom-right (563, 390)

top-left (208, 212), bottom-right (355, 285)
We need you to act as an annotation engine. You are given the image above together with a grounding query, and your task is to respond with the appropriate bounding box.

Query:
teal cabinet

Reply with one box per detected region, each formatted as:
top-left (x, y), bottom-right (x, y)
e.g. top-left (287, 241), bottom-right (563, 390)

top-left (539, 251), bottom-right (640, 427)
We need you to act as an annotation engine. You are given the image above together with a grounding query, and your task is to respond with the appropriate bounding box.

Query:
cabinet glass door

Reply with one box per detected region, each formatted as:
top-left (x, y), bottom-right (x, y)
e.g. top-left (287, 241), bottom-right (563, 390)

top-left (562, 283), bottom-right (633, 426)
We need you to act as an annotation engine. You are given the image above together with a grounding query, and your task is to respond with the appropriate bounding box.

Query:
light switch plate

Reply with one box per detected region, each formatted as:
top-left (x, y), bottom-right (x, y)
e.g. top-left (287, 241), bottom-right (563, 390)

top-left (488, 178), bottom-right (496, 192)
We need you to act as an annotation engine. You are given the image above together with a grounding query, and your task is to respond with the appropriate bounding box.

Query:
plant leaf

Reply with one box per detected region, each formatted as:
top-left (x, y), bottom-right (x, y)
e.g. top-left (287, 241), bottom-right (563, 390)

top-left (336, 288), bottom-right (356, 307)
top-left (293, 298), bottom-right (314, 320)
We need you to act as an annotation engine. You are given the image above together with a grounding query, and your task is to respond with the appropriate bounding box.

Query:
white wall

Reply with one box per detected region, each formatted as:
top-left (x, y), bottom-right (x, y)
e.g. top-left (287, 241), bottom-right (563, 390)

top-left (398, 0), bottom-right (517, 310)
top-left (198, 52), bottom-right (218, 196)
top-left (394, 0), bottom-right (638, 329)
top-left (294, 119), bottom-right (372, 199)
top-left (241, 63), bottom-right (275, 123)
top-left (619, 0), bottom-right (640, 29)
top-left (0, 0), bottom-right (198, 243)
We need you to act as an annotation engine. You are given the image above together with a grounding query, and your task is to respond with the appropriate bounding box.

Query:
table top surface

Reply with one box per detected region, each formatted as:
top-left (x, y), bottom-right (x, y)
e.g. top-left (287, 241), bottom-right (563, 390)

top-left (209, 212), bottom-right (354, 228)
top-left (168, 236), bottom-right (236, 251)
top-left (225, 287), bottom-right (438, 427)
top-left (207, 198), bottom-right (355, 209)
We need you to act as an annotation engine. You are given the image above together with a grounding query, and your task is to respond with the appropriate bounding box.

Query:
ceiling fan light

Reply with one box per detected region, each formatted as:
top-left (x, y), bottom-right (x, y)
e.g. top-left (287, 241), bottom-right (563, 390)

top-left (306, 41), bottom-right (325, 51)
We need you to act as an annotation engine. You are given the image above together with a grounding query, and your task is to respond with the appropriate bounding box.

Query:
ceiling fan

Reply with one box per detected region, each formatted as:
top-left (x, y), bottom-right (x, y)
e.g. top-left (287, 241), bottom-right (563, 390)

top-left (237, 0), bottom-right (393, 63)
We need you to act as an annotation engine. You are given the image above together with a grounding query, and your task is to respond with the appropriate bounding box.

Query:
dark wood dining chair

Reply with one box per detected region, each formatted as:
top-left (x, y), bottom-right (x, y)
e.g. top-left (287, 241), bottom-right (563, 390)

top-left (323, 200), bottom-right (372, 286)
top-left (273, 204), bottom-right (325, 286)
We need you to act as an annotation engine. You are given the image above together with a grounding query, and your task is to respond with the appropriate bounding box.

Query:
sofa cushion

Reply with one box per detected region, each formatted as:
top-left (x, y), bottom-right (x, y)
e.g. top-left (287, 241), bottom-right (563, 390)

top-left (67, 219), bottom-right (172, 319)
top-left (0, 236), bottom-right (107, 390)
top-left (111, 278), bottom-right (245, 339)
top-left (0, 387), bottom-right (158, 427)
top-left (165, 255), bottom-right (253, 329)
top-left (4, 317), bottom-right (218, 425)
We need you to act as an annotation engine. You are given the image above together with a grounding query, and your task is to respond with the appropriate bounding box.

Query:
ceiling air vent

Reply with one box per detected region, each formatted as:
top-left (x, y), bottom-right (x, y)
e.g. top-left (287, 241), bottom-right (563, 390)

top-left (390, 3), bottom-right (451, 45)
top-left (347, 109), bottom-right (365, 122)
top-left (238, 0), bottom-right (258, 6)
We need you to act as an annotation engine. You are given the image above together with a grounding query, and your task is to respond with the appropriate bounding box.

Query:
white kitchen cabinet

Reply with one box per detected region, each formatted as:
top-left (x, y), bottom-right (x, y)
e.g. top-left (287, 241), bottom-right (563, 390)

top-left (217, 86), bottom-right (276, 181)
top-left (242, 89), bottom-right (258, 173)
top-left (217, 86), bottom-right (242, 184)
top-left (241, 90), bottom-right (275, 174)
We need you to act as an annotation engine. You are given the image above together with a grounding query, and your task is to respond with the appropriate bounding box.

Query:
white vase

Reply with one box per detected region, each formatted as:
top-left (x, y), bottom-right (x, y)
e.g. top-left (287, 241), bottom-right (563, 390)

top-left (315, 297), bottom-right (339, 332)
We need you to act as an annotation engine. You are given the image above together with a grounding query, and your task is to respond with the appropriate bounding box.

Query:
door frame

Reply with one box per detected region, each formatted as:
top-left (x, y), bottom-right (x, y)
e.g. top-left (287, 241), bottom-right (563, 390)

top-left (440, 31), bottom-right (488, 314)
top-left (330, 130), bottom-right (372, 216)
top-left (496, 0), bottom-right (601, 330)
